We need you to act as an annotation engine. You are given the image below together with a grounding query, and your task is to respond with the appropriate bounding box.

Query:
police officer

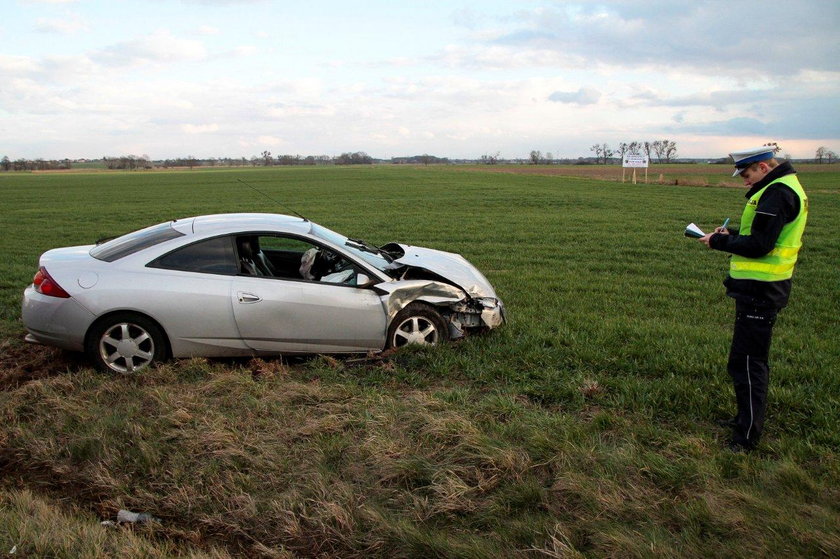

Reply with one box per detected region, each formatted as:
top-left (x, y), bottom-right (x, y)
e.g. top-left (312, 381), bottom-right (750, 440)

top-left (698, 145), bottom-right (808, 452)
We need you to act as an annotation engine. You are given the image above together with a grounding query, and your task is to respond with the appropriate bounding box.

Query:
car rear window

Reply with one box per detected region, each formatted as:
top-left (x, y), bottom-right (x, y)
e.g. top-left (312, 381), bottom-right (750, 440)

top-left (90, 222), bottom-right (185, 262)
top-left (148, 236), bottom-right (238, 275)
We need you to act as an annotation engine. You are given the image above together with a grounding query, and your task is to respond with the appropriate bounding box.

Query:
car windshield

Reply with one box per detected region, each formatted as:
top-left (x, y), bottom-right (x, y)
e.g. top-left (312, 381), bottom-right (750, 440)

top-left (310, 223), bottom-right (391, 271)
top-left (90, 221), bottom-right (184, 262)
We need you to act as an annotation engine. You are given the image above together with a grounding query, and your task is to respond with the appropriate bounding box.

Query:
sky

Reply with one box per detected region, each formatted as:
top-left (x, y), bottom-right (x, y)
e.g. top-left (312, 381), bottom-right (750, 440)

top-left (2, 0), bottom-right (839, 161)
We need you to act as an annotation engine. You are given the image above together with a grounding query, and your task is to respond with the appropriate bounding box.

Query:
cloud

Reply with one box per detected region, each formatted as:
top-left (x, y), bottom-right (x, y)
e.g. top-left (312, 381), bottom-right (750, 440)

top-left (265, 103), bottom-right (335, 118)
top-left (34, 15), bottom-right (88, 34)
top-left (231, 45), bottom-right (258, 56)
top-left (4, 1), bottom-right (837, 160)
top-left (451, 7), bottom-right (485, 30)
top-left (93, 30), bottom-right (207, 67)
top-left (0, 55), bottom-right (38, 74)
top-left (427, 44), bottom-right (584, 70)
top-left (181, 123), bottom-right (220, 134)
top-left (486, 1), bottom-right (840, 77)
top-left (257, 135), bottom-right (284, 147)
top-left (673, 117), bottom-right (769, 136)
top-left (549, 87), bottom-right (601, 105)
top-left (196, 25), bottom-right (220, 36)
top-left (180, 0), bottom-right (266, 4)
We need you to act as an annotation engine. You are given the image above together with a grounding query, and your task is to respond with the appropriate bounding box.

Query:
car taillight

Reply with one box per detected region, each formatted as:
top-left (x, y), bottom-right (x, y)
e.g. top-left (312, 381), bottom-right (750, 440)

top-left (33, 266), bottom-right (70, 298)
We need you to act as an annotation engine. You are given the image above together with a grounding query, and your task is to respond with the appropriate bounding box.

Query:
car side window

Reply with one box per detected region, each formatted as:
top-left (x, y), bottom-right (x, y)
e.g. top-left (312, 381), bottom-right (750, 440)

top-left (148, 236), bottom-right (238, 275)
top-left (237, 234), bottom-right (361, 285)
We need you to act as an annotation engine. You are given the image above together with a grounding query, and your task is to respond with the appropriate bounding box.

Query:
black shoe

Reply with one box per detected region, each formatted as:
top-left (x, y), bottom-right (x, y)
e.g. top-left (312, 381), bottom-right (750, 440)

top-left (716, 416), bottom-right (738, 428)
top-left (727, 440), bottom-right (753, 453)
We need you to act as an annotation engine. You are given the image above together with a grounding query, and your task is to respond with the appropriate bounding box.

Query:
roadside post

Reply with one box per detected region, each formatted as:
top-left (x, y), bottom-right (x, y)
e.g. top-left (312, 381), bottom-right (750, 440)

top-left (622, 154), bottom-right (649, 184)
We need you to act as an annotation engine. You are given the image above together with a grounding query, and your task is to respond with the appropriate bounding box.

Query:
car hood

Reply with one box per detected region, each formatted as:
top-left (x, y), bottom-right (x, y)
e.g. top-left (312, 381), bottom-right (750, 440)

top-left (389, 243), bottom-right (498, 299)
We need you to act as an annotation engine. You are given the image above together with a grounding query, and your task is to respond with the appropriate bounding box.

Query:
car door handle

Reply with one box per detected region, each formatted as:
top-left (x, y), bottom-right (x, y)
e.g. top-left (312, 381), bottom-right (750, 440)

top-left (237, 292), bottom-right (262, 304)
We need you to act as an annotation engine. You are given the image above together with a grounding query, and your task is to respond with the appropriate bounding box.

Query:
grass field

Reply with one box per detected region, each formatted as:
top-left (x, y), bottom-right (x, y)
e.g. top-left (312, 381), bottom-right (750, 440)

top-left (1, 165), bottom-right (838, 558)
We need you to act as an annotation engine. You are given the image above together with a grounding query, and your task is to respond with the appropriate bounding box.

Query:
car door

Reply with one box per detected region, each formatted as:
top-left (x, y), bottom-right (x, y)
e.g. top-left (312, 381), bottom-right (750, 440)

top-left (231, 234), bottom-right (387, 352)
top-left (143, 235), bottom-right (246, 356)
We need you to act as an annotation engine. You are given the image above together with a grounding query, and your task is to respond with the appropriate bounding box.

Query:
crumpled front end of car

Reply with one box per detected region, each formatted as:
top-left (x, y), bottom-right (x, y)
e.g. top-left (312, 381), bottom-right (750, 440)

top-left (444, 295), bottom-right (506, 338)
top-left (375, 278), bottom-right (505, 340)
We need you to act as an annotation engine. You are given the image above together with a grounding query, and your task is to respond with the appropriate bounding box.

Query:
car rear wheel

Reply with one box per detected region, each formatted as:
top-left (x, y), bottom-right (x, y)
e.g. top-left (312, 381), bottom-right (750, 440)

top-left (387, 303), bottom-right (449, 348)
top-left (86, 313), bottom-right (167, 374)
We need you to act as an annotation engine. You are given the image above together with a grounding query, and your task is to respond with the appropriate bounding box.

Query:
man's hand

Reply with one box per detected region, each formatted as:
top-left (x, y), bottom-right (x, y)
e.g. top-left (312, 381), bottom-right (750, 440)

top-left (698, 227), bottom-right (729, 248)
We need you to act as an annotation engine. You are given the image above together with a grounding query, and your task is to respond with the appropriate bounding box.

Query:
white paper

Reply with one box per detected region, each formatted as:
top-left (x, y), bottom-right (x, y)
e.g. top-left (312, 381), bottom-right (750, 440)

top-left (685, 222), bottom-right (705, 238)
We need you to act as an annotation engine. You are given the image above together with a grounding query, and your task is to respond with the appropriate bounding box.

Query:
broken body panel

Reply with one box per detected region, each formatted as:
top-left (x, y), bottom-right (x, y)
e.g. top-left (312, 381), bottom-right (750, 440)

top-left (376, 243), bottom-right (505, 338)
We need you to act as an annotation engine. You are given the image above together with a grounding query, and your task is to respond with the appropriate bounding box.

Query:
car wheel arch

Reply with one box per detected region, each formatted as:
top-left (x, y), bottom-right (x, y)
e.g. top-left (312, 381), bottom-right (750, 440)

top-left (84, 310), bottom-right (172, 372)
top-left (386, 301), bottom-right (451, 349)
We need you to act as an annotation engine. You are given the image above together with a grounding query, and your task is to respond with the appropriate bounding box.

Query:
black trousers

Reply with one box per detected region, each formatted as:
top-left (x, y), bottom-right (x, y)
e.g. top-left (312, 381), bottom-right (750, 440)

top-left (727, 301), bottom-right (778, 448)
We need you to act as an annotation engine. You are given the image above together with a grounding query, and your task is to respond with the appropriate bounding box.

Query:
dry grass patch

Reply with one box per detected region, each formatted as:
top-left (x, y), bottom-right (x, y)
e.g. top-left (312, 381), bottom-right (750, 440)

top-left (1, 355), bottom-right (838, 557)
top-left (0, 487), bottom-right (233, 559)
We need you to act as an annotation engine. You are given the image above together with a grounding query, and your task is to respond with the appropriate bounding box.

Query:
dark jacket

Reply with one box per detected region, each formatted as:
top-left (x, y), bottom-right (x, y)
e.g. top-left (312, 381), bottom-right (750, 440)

top-left (709, 161), bottom-right (801, 309)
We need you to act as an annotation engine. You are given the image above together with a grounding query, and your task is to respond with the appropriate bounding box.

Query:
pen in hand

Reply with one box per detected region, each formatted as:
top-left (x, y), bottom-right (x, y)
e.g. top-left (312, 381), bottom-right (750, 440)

top-left (721, 217), bottom-right (730, 231)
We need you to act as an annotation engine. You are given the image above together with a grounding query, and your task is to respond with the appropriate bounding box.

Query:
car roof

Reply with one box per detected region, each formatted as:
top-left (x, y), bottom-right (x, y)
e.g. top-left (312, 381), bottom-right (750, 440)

top-left (174, 213), bottom-right (313, 237)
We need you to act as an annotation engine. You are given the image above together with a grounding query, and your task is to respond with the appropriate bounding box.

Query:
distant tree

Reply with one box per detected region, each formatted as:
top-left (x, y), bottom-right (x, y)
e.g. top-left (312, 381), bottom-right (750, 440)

top-left (617, 143), bottom-right (629, 160)
top-left (815, 146), bottom-right (827, 163)
top-left (530, 150), bottom-right (542, 165)
top-left (643, 141), bottom-right (653, 162)
top-left (651, 139), bottom-right (677, 163)
top-left (480, 152), bottom-right (500, 165)
top-left (261, 150), bottom-right (273, 166)
top-left (628, 141), bottom-right (641, 155)
top-left (663, 141), bottom-right (677, 162)
top-left (651, 140), bottom-right (665, 163)
top-left (335, 152), bottom-right (373, 165)
top-left (590, 143), bottom-right (612, 164)
top-left (1, 156), bottom-right (10, 171)
top-left (545, 152), bottom-right (554, 164)
top-left (763, 141), bottom-right (781, 156)
top-left (277, 154), bottom-right (302, 166)
top-left (828, 150), bottom-right (838, 164)
top-left (589, 144), bottom-right (602, 163)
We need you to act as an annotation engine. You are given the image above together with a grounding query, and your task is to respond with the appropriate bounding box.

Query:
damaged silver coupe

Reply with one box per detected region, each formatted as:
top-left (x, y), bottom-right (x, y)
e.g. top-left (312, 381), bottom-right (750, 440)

top-left (22, 213), bottom-right (505, 373)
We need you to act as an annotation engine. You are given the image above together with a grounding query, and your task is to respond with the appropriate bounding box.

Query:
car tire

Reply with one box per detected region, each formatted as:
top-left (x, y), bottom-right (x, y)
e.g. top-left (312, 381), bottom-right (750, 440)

top-left (85, 312), bottom-right (168, 374)
top-left (386, 303), bottom-right (449, 348)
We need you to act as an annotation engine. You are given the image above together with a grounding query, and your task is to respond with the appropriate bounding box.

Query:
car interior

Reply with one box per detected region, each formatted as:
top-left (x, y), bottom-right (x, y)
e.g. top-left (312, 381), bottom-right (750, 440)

top-left (236, 235), bottom-right (358, 284)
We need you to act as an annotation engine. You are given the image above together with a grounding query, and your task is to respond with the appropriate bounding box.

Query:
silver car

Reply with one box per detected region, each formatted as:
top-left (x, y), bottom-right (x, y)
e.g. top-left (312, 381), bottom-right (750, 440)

top-left (22, 213), bottom-right (505, 373)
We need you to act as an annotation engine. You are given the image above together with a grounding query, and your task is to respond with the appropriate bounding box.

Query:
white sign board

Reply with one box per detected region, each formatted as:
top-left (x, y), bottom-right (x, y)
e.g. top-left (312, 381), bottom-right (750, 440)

top-left (623, 154), bottom-right (649, 168)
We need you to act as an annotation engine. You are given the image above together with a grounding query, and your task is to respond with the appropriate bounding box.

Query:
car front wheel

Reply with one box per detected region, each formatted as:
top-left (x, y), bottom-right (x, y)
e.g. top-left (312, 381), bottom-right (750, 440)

top-left (85, 313), bottom-right (167, 374)
top-left (386, 303), bottom-right (449, 348)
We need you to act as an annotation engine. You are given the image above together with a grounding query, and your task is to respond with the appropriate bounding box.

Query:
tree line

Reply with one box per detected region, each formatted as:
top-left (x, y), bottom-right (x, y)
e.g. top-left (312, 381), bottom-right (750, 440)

top-left (815, 146), bottom-right (838, 164)
top-left (587, 140), bottom-right (678, 165)
top-left (2, 145), bottom-right (838, 172)
top-left (0, 156), bottom-right (72, 171)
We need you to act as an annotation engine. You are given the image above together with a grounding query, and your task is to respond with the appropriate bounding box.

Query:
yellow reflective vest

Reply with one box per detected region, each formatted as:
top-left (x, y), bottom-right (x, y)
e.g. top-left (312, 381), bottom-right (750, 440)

top-left (730, 174), bottom-right (807, 281)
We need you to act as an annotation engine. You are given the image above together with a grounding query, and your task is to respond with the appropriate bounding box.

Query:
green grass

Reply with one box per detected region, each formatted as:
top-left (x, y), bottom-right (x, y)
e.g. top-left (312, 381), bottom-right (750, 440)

top-left (1, 165), bottom-right (838, 557)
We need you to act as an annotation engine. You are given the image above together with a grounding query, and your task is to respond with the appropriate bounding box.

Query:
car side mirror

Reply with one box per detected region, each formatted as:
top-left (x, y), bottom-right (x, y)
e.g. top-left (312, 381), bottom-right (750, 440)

top-left (356, 273), bottom-right (376, 288)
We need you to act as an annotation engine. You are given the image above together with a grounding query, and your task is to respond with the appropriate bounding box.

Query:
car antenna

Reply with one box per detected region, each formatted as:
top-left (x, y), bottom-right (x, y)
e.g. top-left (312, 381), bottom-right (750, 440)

top-left (236, 178), bottom-right (309, 221)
